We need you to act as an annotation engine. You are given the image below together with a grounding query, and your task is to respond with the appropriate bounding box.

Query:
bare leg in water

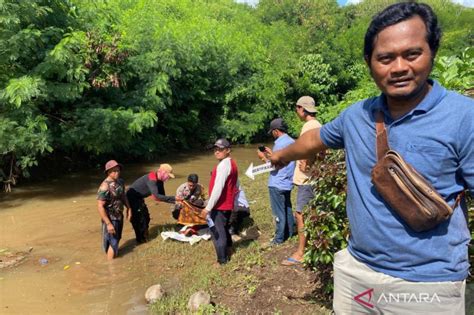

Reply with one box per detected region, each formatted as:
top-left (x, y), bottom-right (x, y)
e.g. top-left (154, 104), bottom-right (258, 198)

top-left (107, 246), bottom-right (115, 260)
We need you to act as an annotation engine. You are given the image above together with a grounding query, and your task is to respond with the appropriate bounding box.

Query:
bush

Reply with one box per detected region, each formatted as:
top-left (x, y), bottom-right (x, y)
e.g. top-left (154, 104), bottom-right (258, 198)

top-left (304, 150), bottom-right (349, 300)
top-left (432, 47), bottom-right (474, 93)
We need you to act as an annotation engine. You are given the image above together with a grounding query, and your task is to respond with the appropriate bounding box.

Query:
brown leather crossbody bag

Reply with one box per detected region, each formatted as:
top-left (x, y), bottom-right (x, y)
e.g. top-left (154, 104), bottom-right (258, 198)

top-left (371, 111), bottom-right (462, 232)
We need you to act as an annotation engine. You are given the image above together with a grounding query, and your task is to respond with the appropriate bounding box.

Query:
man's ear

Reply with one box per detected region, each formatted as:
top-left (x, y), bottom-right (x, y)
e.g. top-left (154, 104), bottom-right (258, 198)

top-left (364, 55), bottom-right (371, 68)
top-left (364, 56), bottom-right (374, 76)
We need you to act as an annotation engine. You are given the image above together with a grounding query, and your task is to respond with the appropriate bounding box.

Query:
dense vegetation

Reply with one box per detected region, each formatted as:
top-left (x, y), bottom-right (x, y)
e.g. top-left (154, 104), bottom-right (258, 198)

top-left (1, 0), bottom-right (472, 190)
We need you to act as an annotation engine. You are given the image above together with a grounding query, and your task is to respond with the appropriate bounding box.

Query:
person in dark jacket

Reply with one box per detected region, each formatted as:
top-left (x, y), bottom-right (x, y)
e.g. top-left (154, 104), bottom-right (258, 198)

top-left (126, 163), bottom-right (176, 243)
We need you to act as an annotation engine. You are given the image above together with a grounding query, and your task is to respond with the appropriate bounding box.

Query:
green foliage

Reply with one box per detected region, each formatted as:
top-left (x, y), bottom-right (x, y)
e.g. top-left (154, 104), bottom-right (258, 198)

top-left (305, 150), bottom-right (349, 299)
top-left (0, 76), bottom-right (44, 108)
top-left (60, 108), bottom-right (157, 154)
top-left (1, 0), bottom-right (472, 191)
top-left (0, 0), bottom-right (73, 190)
top-left (292, 54), bottom-right (338, 104)
top-left (318, 76), bottom-right (379, 124)
top-left (432, 47), bottom-right (474, 93)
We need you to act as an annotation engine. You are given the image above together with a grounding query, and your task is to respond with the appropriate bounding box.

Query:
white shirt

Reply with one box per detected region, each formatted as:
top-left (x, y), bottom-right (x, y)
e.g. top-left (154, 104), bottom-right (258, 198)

top-left (205, 157), bottom-right (232, 211)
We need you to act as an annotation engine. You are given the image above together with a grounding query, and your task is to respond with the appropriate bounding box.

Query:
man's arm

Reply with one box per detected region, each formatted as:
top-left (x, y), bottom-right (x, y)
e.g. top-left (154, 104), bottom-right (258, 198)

top-left (97, 200), bottom-right (116, 234)
top-left (175, 183), bottom-right (187, 201)
top-left (270, 128), bottom-right (327, 168)
top-left (205, 158), bottom-right (231, 212)
top-left (147, 180), bottom-right (175, 203)
top-left (122, 194), bottom-right (132, 222)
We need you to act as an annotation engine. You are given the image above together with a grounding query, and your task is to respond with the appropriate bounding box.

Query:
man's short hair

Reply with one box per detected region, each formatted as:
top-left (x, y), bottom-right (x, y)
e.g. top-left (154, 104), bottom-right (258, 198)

top-left (303, 110), bottom-right (316, 117)
top-left (187, 173), bottom-right (198, 184)
top-left (364, 2), bottom-right (442, 64)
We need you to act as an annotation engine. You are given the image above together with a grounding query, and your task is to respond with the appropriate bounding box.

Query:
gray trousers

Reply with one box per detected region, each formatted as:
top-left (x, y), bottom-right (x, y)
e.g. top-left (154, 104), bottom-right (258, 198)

top-left (333, 248), bottom-right (466, 314)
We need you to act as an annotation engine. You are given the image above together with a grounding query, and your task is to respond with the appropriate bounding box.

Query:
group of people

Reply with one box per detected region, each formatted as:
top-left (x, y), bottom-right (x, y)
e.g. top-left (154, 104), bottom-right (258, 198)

top-left (96, 140), bottom-right (250, 264)
top-left (96, 162), bottom-right (177, 259)
top-left (96, 94), bottom-right (322, 266)
top-left (257, 96), bottom-right (323, 266)
top-left (96, 2), bottom-right (473, 313)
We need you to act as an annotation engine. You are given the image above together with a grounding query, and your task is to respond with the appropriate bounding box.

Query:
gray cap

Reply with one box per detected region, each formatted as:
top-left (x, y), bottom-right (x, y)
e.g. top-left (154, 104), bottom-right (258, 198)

top-left (213, 138), bottom-right (231, 149)
top-left (296, 96), bottom-right (316, 113)
top-left (267, 118), bottom-right (287, 135)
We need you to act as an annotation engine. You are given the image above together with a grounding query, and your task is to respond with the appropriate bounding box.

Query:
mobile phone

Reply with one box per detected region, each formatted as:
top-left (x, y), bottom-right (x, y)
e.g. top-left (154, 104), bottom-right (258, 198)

top-left (258, 145), bottom-right (266, 152)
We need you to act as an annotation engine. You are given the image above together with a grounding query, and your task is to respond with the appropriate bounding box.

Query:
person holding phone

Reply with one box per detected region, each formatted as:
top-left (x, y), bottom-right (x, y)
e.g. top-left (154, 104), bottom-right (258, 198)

top-left (257, 118), bottom-right (295, 246)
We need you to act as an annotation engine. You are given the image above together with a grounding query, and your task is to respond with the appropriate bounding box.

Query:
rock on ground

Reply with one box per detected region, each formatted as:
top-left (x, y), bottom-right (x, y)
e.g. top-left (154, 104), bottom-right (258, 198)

top-left (145, 284), bottom-right (165, 304)
top-left (187, 290), bottom-right (211, 312)
top-left (0, 251), bottom-right (27, 269)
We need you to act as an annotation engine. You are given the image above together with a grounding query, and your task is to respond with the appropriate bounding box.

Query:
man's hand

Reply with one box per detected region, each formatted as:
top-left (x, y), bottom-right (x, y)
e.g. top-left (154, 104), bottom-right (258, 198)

top-left (257, 150), bottom-right (267, 162)
top-left (299, 160), bottom-right (311, 172)
top-left (257, 147), bottom-right (273, 162)
top-left (106, 222), bottom-right (116, 234)
top-left (201, 209), bottom-right (209, 218)
top-left (269, 150), bottom-right (289, 170)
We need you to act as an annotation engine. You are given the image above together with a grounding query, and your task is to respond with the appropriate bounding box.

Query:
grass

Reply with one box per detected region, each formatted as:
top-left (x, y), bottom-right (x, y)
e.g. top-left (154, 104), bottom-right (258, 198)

top-left (137, 172), bottom-right (298, 313)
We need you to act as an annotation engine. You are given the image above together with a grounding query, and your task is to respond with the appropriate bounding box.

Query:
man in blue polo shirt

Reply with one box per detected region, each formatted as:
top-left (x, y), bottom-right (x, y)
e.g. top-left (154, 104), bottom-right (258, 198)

top-left (270, 2), bottom-right (473, 314)
top-left (258, 118), bottom-right (295, 245)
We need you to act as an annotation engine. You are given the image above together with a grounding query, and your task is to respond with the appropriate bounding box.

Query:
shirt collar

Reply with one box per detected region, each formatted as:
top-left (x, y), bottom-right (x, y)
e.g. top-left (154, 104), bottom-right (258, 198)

top-left (274, 133), bottom-right (289, 144)
top-left (371, 79), bottom-right (447, 121)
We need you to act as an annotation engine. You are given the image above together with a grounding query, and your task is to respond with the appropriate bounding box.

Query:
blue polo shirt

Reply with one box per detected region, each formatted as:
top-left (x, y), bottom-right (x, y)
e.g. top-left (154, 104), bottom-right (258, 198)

top-left (268, 133), bottom-right (295, 191)
top-left (320, 80), bottom-right (474, 282)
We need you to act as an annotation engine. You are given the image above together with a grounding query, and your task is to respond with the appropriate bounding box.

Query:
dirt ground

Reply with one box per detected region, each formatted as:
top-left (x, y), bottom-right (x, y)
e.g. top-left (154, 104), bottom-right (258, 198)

top-left (216, 242), bottom-right (331, 314)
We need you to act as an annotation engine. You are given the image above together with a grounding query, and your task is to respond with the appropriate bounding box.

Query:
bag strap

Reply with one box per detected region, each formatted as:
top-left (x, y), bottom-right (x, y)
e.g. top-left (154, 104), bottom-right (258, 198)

top-left (375, 111), bottom-right (390, 161)
top-left (453, 191), bottom-right (465, 209)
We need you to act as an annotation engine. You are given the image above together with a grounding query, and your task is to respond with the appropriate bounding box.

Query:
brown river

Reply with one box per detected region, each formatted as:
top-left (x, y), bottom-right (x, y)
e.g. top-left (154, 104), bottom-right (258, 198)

top-left (0, 146), bottom-right (262, 314)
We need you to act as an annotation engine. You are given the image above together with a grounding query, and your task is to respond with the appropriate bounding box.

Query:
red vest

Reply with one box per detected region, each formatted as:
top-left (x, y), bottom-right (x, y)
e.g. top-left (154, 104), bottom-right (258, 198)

top-left (208, 158), bottom-right (238, 211)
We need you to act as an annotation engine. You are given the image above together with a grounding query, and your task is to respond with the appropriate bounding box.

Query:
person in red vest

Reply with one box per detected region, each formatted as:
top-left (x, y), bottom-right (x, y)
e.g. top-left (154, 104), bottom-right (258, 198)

top-left (202, 138), bottom-right (239, 265)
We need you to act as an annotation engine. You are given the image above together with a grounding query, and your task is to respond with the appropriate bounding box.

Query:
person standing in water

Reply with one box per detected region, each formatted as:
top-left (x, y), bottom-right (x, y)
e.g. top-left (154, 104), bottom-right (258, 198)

top-left (96, 160), bottom-right (131, 260)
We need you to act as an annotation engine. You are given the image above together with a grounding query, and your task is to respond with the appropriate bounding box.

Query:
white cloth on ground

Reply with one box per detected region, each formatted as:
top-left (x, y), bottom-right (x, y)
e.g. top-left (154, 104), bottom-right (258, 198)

top-left (160, 226), bottom-right (211, 245)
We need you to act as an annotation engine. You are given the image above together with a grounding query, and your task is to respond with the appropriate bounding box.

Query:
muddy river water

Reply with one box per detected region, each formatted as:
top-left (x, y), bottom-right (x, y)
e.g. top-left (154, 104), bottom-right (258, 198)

top-left (0, 146), bottom-right (262, 314)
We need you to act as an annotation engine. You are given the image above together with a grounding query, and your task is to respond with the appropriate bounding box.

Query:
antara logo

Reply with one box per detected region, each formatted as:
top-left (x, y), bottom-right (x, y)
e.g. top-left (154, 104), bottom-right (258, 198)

top-left (353, 288), bottom-right (442, 309)
top-left (353, 288), bottom-right (375, 309)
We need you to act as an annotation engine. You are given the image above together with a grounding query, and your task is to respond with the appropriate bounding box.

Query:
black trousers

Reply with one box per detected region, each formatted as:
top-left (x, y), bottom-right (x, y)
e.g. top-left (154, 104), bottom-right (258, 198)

top-left (126, 189), bottom-right (150, 243)
top-left (210, 210), bottom-right (233, 264)
top-left (228, 206), bottom-right (250, 235)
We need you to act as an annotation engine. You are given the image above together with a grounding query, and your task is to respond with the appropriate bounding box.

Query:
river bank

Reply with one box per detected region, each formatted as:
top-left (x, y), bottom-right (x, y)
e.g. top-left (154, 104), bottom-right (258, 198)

top-left (145, 173), bottom-right (330, 314)
top-left (0, 145), bottom-right (329, 314)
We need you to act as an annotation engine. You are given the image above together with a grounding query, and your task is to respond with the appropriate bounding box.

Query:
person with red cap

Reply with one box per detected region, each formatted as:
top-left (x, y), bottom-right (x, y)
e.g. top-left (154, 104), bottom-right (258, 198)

top-left (97, 160), bottom-right (131, 260)
top-left (126, 163), bottom-right (176, 243)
